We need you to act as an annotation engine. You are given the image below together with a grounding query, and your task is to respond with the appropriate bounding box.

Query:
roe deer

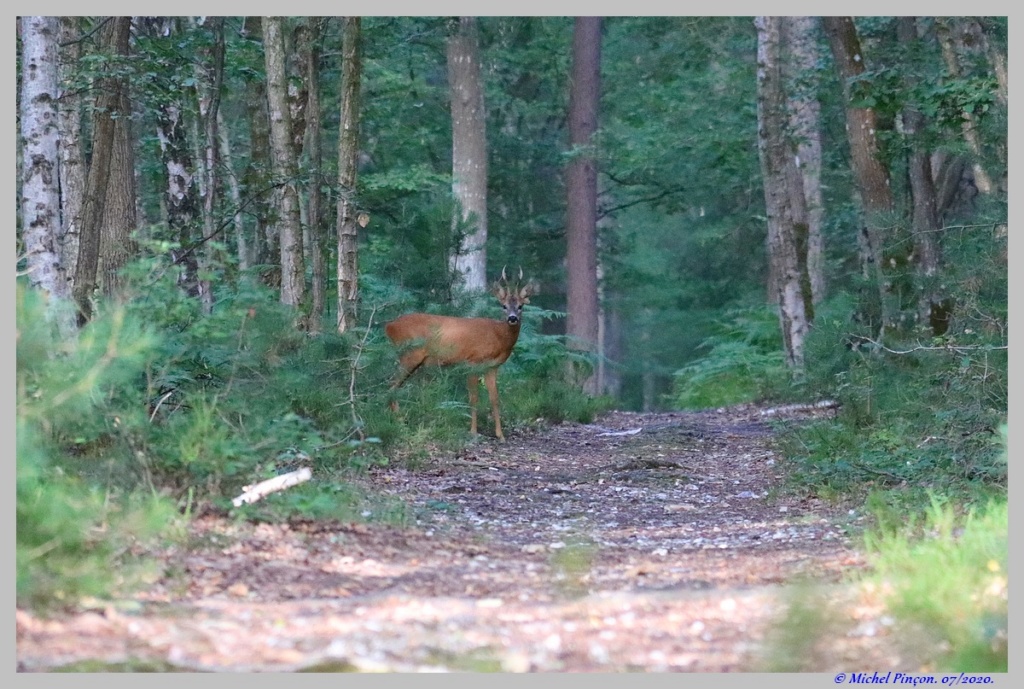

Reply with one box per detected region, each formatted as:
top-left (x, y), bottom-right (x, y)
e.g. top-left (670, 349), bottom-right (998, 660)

top-left (385, 268), bottom-right (534, 440)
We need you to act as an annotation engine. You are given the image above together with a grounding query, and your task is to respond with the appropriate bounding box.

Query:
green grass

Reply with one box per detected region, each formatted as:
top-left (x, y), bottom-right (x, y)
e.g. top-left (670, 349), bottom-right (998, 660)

top-left (861, 494), bottom-right (1007, 672)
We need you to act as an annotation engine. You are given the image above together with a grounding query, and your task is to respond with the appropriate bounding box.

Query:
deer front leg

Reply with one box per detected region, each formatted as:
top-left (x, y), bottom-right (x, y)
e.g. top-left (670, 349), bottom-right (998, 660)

top-left (467, 374), bottom-right (480, 435)
top-left (483, 368), bottom-right (504, 441)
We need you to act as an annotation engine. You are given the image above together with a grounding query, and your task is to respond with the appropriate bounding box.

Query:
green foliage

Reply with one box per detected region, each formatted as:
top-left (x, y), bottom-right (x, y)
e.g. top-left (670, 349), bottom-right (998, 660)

top-left (861, 493), bottom-right (1007, 671)
top-left (670, 305), bottom-right (789, 409)
top-left (16, 284), bottom-right (182, 609)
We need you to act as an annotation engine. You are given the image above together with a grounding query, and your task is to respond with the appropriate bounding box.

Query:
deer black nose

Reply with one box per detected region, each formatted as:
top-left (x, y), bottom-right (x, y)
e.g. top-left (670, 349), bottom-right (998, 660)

top-left (507, 314), bottom-right (519, 324)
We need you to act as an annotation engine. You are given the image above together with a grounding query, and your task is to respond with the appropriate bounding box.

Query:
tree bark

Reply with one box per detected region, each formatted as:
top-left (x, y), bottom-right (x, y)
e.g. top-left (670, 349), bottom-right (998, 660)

top-left (264, 17), bottom-right (306, 315)
top-left (298, 18), bottom-right (327, 333)
top-left (97, 27), bottom-right (138, 301)
top-left (336, 17), bottom-right (362, 334)
top-left (242, 17), bottom-right (275, 280)
top-left (447, 17), bottom-right (489, 293)
top-left (935, 18), bottom-right (994, 196)
top-left (56, 16), bottom-right (84, 295)
top-left (756, 16), bottom-right (811, 370)
top-left (72, 17), bottom-right (128, 325)
top-left (782, 16), bottom-right (825, 306)
top-left (822, 16), bottom-right (895, 333)
top-left (193, 17), bottom-right (225, 314)
top-left (565, 16), bottom-right (602, 395)
top-left (897, 17), bottom-right (945, 334)
top-left (20, 16), bottom-right (64, 299)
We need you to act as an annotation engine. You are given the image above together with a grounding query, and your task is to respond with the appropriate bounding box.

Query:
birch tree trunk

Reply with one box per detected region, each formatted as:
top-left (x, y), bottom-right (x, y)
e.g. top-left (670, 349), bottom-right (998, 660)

top-left (20, 15), bottom-right (70, 329)
top-left (565, 16), bottom-right (602, 395)
top-left (264, 17), bottom-right (306, 315)
top-left (336, 17), bottom-right (363, 334)
top-left (782, 16), bottom-right (825, 306)
top-left (447, 17), bottom-right (489, 293)
top-left (755, 16), bottom-right (810, 370)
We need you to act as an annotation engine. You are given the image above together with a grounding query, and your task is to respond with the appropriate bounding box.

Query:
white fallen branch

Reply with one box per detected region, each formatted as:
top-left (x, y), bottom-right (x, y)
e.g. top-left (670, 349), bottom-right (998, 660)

top-left (597, 427), bottom-right (643, 437)
top-left (232, 468), bottom-right (312, 507)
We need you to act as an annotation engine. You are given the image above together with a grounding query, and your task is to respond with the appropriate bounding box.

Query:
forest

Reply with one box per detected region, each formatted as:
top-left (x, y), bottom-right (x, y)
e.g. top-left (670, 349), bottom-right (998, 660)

top-left (16, 16), bottom-right (1007, 671)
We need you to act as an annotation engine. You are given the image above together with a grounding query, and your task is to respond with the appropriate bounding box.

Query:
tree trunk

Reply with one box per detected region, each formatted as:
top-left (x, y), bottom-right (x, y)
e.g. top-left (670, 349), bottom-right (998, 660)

top-left (56, 16), bottom-right (84, 295)
top-left (242, 17), bottom-right (275, 280)
top-left (217, 109), bottom-right (248, 273)
top-left (72, 17), bottom-right (127, 325)
top-left (565, 16), bottom-right (602, 395)
top-left (897, 17), bottom-right (945, 334)
top-left (194, 17), bottom-right (225, 314)
top-left (336, 17), bottom-right (363, 334)
top-left (447, 17), bottom-right (489, 293)
top-left (20, 15), bottom-right (72, 331)
top-left (756, 16), bottom-right (811, 370)
top-left (935, 18), bottom-right (994, 196)
top-left (298, 18), bottom-right (327, 334)
top-left (782, 16), bottom-right (825, 306)
top-left (822, 16), bottom-right (895, 334)
top-left (97, 27), bottom-right (138, 301)
top-left (264, 17), bottom-right (306, 314)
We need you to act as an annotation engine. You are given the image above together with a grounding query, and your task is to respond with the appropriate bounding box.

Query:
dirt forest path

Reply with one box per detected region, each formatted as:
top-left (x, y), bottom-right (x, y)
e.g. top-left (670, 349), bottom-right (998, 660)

top-left (17, 405), bottom-right (903, 672)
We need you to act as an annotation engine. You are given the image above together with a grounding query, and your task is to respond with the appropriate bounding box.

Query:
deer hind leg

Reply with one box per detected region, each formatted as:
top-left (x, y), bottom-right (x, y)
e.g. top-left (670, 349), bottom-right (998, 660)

top-left (467, 374), bottom-right (480, 435)
top-left (483, 368), bottom-right (504, 441)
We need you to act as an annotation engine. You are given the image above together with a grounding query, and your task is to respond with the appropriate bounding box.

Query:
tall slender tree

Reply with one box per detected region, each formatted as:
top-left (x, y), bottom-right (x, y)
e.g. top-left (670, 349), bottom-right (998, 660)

top-left (241, 17), bottom-right (274, 275)
top-left (565, 16), bottom-right (602, 395)
top-left (72, 16), bottom-right (130, 325)
top-left (56, 16), bottom-right (84, 295)
top-left (447, 16), bottom-right (489, 293)
top-left (897, 17), bottom-right (945, 334)
top-left (20, 16), bottom-right (68, 315)
top-left (193, 17), bottom-right (225, 314)
top-left (299, 18), bottom-right (328, 333)
top-left (755, 16), bottom-right (812, 370)
top-left (782, 16), bottom-right (825, 306)
top-left (264, 16), bottom-right (306, 313)
top-left (822, 16), bottom-right (895, 333)
top-left (336, 17), bottom-right (363, 334)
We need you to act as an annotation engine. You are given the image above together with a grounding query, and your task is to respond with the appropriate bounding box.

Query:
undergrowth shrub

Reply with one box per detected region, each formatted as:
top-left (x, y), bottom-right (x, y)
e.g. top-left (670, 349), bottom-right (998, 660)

top-left (670, 305), bottom-right (790, 409)
top-left (17, 284), bottom-right (181, 609)
top-left (783, 289), bottom-right (1007, 508)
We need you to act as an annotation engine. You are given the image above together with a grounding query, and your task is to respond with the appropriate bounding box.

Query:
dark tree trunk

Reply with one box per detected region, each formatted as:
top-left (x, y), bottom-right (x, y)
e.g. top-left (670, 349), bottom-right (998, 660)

top-left (897, 17), bottom-right (945, 334)
top-left (72, 17), bottom-right (130, 325)
top-left (300, 18), bottom-right (327, 334)
top-left (822, 16), bottom-right (896, 334)
top-left (565, 16), bottom-right (602, 395)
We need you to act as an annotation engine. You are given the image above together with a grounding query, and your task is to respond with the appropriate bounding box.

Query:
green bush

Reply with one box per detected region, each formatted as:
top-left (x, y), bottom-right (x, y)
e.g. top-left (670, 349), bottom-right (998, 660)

top-left (670, 305), bottom-right (790, 409)
top-left (17, 284), bottom-right (181, 609)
